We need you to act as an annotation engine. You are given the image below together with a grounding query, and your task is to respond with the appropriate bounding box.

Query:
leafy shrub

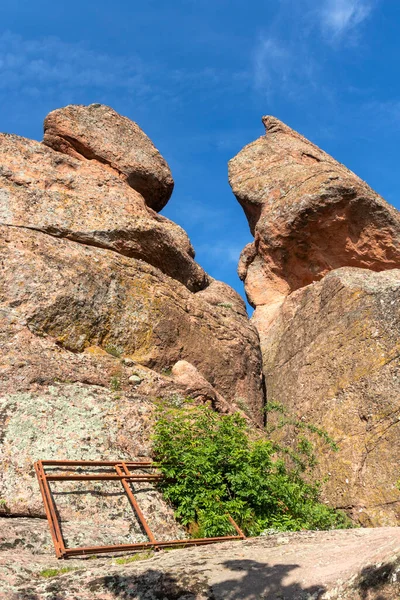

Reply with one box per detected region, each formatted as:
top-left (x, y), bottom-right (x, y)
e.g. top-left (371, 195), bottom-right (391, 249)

top-left (152, 401), bottom-right (351, 538)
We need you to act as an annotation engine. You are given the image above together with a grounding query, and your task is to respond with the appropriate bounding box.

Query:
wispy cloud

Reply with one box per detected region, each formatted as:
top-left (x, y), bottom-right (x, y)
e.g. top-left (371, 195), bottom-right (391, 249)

top-left (0, 31), bottom-right (150, 96)
top-left (252, 33), bottom-right (322, 102)
top-left (320, 0), bottom-right (374, 37)
top-left (253, 37), bottom-right (289, 93)
top-left (251, 0), bottom-right (377, 101)
top-left (0, 31), bottom-right (245, 109)
top-left (197, 242), bottom-right (244, 264)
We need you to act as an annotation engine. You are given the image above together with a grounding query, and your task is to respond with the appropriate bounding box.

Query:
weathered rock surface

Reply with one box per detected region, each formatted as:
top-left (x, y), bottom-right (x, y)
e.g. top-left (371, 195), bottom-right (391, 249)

top-left (229, 116), bottom-right (400, 315)
top-left (262, 267), bottom-right (400, 526)
top-left (0, 105), bottom-right (264, 529)
top-left (0, 225), bottom-right (262, 415)
top-left (230, 117), bottom-right (400, 526)
top-left (44, 103), bottom-right (174, 211)
top-left (1, 527), bottom-right (400, 599)
top-left (0, 131), bottom-right (206, 292)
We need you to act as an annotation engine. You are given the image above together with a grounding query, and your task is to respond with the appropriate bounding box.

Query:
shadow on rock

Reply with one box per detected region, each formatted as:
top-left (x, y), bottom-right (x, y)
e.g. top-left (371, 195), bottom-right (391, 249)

top-left (350, 558), bottom-right (400, 600)
top-left (11, 557), bottom-right (400, 600)
top-left (212, 560), bottom-right (325, 600)
top-left (102, 569), bottom-right (212, 599)
top-left (102, 559), bottom-right (327, 599)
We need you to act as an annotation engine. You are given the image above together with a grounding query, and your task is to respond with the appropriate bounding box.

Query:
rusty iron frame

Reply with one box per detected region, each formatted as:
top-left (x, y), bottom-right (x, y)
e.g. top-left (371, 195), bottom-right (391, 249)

top-left (34, 459), bottom-right (245, 559)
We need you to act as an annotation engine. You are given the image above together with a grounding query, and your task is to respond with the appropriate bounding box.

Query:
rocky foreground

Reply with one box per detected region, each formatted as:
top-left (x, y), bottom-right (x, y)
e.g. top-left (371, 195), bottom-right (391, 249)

top-left (1, 520), bottom-right (400, 599)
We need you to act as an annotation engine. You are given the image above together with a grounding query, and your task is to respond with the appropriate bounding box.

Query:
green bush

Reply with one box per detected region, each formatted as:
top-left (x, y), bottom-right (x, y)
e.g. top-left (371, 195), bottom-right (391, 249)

top-left (152, 401), bottom-right (351, 538)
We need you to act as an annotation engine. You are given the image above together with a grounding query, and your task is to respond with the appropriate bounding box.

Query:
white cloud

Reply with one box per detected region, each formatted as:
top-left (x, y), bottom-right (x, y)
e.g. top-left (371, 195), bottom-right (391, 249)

top-left (320, 0), bottom-right (373, 37)
top-left (252, 33), bottom-right (323, 101)
top-left (253, 37), bottom-right (289, 93)
top-left (251, 0), bottom-right (378, 100)
top-left (0, 32), bottom-right (149, 94)
top-left (196, 241), bottom-right (244, 264)
top-left (0, 31), bottom-right (248, 114)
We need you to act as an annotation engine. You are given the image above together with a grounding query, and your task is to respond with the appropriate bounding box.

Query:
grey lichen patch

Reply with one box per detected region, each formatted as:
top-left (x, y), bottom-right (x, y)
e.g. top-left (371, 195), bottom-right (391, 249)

top-left (1, 384), bottom-right (115, 456)
top-left (0, 188), bottom-right (12, 223)
top-left (0, 382), bottom-right (186, 546)
top-left (0, 383), bottom-right (150, 515)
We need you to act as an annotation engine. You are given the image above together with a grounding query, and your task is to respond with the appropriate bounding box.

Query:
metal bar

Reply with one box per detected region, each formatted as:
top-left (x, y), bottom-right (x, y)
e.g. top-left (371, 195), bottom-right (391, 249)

top-left (64, 542), bottom-right (156, 556)
top-left (34, 461), bottom-right (67, 558)
top-left (115, 464), bottom-right (158, 547)
top-left (34, 461), bottom-right (63, 557)
top-left (63, 535), bottom-right (242, 557)
top-left (156, 536), bottom-right (242, 547)
top-left (227, 514), bottom-right (246, 539)
top-left (45, 474), bottom-right (162, 481)
top-left (40, 460), bottom-right (154, 467)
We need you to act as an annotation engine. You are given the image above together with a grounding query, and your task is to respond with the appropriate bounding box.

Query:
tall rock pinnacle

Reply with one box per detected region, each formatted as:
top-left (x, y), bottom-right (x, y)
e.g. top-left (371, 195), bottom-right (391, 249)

top-left (229, 115), bottom-right (400, 323)
top-left (229, 116), bottom-right (400, 526)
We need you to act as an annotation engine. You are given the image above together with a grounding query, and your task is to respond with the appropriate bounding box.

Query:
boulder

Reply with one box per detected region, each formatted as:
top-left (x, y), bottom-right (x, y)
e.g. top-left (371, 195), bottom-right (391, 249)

top-left (262, 268), bottom-right (400, 526)
top-left (0, 132), bottom-right (206, 292)
top-left (171, 360), bottom-right (250, 417)
top-left (229, 116), bottom-right (400, 313)
top-left (43, 103), bottom-right (174, 211)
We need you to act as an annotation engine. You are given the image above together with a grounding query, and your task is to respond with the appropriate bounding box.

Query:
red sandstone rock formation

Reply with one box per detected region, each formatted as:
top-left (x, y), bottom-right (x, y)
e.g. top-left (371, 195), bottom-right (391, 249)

top-left (43, 103), bottom-right (174, 211)
top-left (229, 117), bottom-right (400, 525)
top-left (0, 105), bottom-right (264, 524)
top-left (229, 116), bottom-right (400, 325)
top-left (0, 130), bottom-right (205, 292)
top-left (262, 267), bottom-right (400, 526)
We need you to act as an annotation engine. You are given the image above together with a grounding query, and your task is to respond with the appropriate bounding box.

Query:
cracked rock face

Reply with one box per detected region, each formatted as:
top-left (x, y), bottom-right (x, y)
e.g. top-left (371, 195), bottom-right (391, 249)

top-left (263, 268), bottom-right (400, 526)
top-left (0, 105), bottom-right (264, 526)
top-left (0, 225), bottom-right (262, 411)
top-left (230, 117), bottom-right (400, 525)
top-left (0, 131), bottom-right (206, 292)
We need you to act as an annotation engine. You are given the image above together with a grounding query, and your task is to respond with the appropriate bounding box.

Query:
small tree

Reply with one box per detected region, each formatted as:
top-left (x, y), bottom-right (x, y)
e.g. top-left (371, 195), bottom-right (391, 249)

top-left (152, 401), bottom-right (351, 537)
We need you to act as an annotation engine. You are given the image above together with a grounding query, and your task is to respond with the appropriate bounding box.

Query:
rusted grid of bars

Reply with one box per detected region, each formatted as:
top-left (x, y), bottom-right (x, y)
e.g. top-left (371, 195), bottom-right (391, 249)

top-left (34, 459), bottom-right (245, 559)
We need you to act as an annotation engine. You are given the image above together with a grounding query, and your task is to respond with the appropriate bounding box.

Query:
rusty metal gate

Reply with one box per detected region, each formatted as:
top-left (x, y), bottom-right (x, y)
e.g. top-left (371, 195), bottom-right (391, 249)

top-left (35, 459), bottom-right (245, 559)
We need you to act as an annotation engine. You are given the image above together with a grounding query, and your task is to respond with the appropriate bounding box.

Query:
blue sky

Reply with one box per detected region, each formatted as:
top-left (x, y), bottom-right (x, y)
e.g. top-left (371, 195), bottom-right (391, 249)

top-left (1, 0), bottom-right (399, 303)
